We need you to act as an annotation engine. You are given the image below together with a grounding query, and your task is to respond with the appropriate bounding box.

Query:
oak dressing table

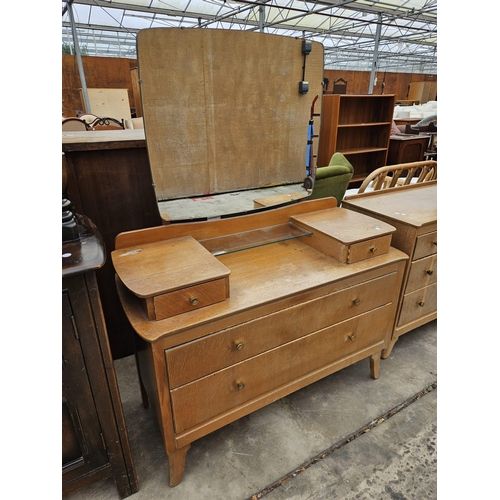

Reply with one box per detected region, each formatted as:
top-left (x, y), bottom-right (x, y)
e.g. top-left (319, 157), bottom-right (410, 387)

top-left (112, 198), bottom-right (408, 486)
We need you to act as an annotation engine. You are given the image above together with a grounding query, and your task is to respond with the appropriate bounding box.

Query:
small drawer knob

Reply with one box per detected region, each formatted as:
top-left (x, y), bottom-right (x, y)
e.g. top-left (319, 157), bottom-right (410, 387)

top-left (348, 334), bottom-right (356, 341)
top-left (189, 296), bottom-right (199, 306)
top-left (370, 247), bottom-right (377, 253)
top-left (432, 241), bottom-right (437, 246)
top-left (353, 299), bottom-right (360, 306)
top-left (426, 269), bottom-right (434, 275)
top-left (235, 342), bottom-right (244, 351)
top-left (418, 301), bottom-right (425, 307)
top-left (237, 382), bottom-right (245, 391)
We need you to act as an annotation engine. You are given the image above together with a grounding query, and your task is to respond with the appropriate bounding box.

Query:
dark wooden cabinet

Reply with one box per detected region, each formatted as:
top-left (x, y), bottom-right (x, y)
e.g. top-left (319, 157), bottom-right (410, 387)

top-left (62, 215), bottom-right (138, 498)
top-left (63, 131), bottom-right (162, 359)
top-left (387, 134), bottom-right (430, 165)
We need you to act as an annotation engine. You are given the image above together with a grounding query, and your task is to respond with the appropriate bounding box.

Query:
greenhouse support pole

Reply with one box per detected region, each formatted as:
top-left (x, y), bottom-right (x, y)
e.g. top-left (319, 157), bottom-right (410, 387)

top-left (66, 1), bottom-right (91, 112)
top-left (368, 14), bottom-right (382, 95)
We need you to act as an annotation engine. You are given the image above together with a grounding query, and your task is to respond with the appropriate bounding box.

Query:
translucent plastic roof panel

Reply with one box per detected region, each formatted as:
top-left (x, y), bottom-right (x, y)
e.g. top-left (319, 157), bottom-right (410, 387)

top-left (62, 0), bottom-right (436, 73)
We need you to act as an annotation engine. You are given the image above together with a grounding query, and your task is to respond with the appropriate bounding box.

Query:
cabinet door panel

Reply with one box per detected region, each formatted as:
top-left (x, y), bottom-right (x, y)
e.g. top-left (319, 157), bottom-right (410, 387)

top-left (62, 291), bottom-right (108, 474)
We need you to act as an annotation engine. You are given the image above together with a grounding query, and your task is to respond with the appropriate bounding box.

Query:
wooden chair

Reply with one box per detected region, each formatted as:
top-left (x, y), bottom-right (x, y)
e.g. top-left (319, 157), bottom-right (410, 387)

top-left (333, 78), bottom-right (347, 94)
top-left (123, 117), bottom-right (144, 129)
top-left (62, 118), bottom-right (89, 132)
top-left (79, 113), bottom-right (100, 125)
top-left (357, 160), bottom-right (437, 194)
top-left (88, 116), bottom-right (125, 130)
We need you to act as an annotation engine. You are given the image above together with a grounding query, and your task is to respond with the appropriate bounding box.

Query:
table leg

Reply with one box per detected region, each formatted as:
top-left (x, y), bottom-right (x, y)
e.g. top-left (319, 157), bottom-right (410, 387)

top-left (168, 444), bottom-right (191, 487)
top-left (382, 336), bottom-right (398, 359)
top-left (370, 352), bottom-right (381, 379)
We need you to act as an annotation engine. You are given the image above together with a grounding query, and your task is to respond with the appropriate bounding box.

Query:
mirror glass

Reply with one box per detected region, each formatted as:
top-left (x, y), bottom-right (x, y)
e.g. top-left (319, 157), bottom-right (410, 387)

top-left (137, 28), bottom-right (324, 222)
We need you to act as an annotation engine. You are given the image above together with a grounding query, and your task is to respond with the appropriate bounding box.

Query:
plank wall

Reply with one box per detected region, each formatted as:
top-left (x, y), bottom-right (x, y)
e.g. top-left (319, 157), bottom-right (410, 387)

top-left (63, 55), bottom-right (437, 119)
top-left (62, 55), bottom-right (137, 117)
top-left (323, 70), bottom-right (437, 103)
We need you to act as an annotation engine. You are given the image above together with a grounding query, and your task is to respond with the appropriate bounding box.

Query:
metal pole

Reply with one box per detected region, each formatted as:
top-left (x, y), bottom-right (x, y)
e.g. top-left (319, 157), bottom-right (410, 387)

top-left (259, 5), bottom-right (265, 32)
top-left (66, 1), bottom-right (91, 112)
top-left (368, 14), bottom-right (382, 95)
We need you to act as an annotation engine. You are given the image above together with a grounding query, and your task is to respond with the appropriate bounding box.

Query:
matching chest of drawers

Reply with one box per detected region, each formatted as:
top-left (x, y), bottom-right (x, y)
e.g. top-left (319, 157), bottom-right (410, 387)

top-left (343, 181), bottom-right (437, 357)
top-left (112, 199), bottom-right (408, 486)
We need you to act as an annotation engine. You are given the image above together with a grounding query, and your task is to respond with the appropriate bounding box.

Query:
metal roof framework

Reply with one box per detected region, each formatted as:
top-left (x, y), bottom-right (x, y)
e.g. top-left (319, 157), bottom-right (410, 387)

top-left (62, 0), bottom-right (436, 73)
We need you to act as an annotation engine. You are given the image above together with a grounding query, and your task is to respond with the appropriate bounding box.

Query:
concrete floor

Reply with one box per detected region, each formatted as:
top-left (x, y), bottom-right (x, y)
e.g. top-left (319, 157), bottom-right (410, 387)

top-left (65, 320), bottom-right (437, 500)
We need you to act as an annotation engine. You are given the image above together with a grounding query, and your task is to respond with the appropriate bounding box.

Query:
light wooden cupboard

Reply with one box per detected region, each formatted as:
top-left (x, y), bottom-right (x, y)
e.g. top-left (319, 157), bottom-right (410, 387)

top-left (342, 182), bottom-right (437, 357)
top-left (111, 198), bottom-right (408, 487)
top-left (317, 94), bottom-right (395, 186)
top-left (408, 81), bottom-right (437, 104)
top-left (81, 88), bottom-right (132, 120)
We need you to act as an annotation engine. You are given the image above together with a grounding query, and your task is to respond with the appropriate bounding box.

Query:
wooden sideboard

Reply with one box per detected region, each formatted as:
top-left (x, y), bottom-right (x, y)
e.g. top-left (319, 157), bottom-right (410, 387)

top-left (387, 134), bottom-right (430, 165)
top-left (63, 130), bottom-right (162, 359)
top-left (62, 214), bottom-right (138, 498)
top-left (111, 198), bottom-right (408, 486)
top-left (343, 182), bottom-right (437, 357)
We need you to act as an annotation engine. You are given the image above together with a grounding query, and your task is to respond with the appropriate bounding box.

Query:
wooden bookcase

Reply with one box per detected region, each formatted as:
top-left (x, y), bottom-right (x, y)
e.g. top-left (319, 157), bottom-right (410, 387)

top-left (317, 94), bottom-right (395, 186)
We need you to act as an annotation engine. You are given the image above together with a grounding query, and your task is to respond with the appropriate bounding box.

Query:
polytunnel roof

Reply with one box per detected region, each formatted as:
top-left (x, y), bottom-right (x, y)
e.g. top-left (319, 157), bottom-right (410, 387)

top-left (62, 0), bottom-right (437, 73)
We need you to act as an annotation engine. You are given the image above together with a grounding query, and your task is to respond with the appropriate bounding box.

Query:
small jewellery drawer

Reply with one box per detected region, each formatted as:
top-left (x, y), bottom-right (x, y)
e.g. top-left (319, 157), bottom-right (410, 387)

top-left (170, 303), bottom-right (393, 433)
top-left (413, 231), bottom-right (437, 260)
top-left (344, 236), bottom-right (392, 264)
top-left (111, 235), bottom-right (231, 320)
top-left (405, 255), bottom-right (437, 294)
top-left (165, 271), bottom-right (398, 388)
top-left (152, 278), bottom-right (229, 321)
top-left (398, 282), bottom-right (437, 327)
top-left (290, 208), bottom-right (395, 264)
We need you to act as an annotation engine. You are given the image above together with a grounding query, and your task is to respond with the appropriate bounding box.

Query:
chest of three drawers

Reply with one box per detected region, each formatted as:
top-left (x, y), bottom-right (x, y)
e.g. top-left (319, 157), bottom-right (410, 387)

top-left (342, 182), bottom-right (437, 357)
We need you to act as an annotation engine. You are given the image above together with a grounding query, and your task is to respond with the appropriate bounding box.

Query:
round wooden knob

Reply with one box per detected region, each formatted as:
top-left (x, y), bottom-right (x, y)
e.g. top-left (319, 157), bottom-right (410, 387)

top-left (190, 297), bottom-right (199, 306)
top-left (353, 299), bottom-right (360, 306)
top-left (426, 269), bottom-right (433, 275)
top-left (237, 382), bottom-right (245, 391)
top-left (418, 301), bottom-right (425, 307)
top-left (348, 334), bottom-right (356, 341)
top-left (235, 342), bottom-right (244, 351)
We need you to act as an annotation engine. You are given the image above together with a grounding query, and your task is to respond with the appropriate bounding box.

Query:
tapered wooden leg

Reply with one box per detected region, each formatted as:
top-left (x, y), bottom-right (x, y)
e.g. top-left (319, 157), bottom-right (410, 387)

top-left (370, 352), bottom-right (381, 379)
top-left (168, 444), bottom-right (191, 487)
top-left (382, 336), bottom-right (398, 359)
top-left (133, 349), bottom-right (149, 408)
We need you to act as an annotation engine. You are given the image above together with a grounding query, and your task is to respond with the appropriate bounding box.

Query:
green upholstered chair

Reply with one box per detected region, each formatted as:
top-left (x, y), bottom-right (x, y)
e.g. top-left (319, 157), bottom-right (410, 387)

top-left (307, 152), bottom-right (354, 205)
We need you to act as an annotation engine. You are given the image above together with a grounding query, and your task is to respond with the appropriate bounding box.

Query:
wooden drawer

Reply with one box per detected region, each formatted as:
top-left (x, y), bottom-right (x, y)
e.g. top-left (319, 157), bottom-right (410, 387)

top-left (165, 271), bottom-right (398, 388)
top-left (405, 255), bottom-right (437, 294)
top-left (111, 235), bottom-right (231, 320)
top-left (290, 208), bottom-right (395, 264)
top-left (152, 277), bottom-right (229, 321)
top-left (170, 303), bottom-right (393, 433)
top-left (413, 231), bottom-right (437, 260)
top-left (398, 282), bottom-right (437, 327)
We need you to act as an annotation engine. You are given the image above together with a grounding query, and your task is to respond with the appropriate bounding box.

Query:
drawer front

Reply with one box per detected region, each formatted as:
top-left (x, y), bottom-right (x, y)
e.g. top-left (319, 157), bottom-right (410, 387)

top-left (153, 277), bottom-right (229, 320)
top-left (170, 304), bottom-right (393, 433)
top-left (347, 235), bottom-right (392, 264)
top-left (398, 282), bottom-right (437, 327)
top-left (413, 231), bottom-right (437, 260)
top-left (405, 255), bottom-right (437, 294)
top-left (166, 271), bottom-right (398, 388)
